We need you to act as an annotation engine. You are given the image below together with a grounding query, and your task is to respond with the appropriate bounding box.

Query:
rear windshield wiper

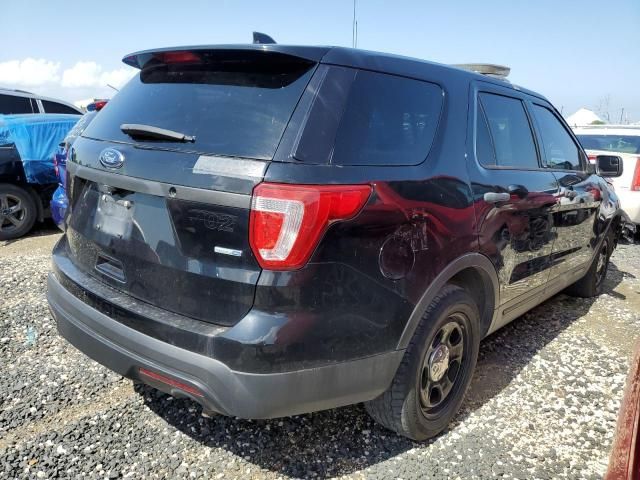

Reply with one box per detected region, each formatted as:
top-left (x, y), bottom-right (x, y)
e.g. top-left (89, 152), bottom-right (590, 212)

top-left (120, 123), bottom-right (196, 143)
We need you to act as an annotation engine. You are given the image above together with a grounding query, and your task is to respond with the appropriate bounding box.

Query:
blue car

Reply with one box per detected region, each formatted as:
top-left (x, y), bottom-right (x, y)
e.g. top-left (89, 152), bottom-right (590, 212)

top-left (0, 113), bottom-right (80, 239)
top-left (51, 100), bottom-right (107, 228)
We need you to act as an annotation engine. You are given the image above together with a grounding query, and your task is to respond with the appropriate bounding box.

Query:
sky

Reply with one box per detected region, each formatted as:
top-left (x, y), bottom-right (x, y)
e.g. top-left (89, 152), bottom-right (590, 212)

top-left (2, 0), bottom-right (639, 121)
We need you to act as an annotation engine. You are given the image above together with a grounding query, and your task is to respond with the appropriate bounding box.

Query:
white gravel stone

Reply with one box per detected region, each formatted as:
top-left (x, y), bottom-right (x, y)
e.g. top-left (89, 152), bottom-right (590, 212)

top-left (1, 229), bottom-right (639, 479)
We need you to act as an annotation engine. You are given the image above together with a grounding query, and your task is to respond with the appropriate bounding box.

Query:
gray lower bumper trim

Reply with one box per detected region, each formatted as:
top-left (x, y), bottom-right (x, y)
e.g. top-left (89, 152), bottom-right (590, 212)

top-left (47, 272), bottom-right (403, 419)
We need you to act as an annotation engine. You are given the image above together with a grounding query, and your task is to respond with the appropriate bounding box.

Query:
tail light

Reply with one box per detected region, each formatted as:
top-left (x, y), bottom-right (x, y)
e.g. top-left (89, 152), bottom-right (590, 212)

top-left (249, 183), bottom-right (371, 270)
top-left (632, 157), bottom-right (640, 192)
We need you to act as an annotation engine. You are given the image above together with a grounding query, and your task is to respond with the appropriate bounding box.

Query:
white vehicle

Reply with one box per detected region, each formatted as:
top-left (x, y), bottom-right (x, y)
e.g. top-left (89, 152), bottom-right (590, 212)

top-left (0, 88), bottom-right (82, 115)
top-left (574, 125), bottom-right (640, 229)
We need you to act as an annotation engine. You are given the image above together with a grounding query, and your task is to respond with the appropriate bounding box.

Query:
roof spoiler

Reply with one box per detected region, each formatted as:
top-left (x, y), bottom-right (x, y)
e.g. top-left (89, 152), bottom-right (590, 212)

top-left (452, 64), bottom-right (510, 79)
top-left (253, 32), bottom-right (276, 44)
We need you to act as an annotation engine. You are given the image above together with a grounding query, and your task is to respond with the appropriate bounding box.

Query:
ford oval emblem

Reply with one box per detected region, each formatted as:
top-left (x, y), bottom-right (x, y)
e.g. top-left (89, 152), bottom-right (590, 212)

top-left (99, 148), bottom-right (125, 169)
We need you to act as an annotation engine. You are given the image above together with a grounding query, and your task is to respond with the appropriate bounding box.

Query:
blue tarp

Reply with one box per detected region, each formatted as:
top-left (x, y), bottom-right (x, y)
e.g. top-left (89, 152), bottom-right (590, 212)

top-left (0, 113), bottom-right (80, 184)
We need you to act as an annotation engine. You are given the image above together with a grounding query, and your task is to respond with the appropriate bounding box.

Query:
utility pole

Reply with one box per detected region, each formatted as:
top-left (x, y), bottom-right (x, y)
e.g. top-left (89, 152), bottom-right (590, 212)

top-left (352, 0), bottom-right (358, 48)
top-left (620, 108), bottom-right (625, 124)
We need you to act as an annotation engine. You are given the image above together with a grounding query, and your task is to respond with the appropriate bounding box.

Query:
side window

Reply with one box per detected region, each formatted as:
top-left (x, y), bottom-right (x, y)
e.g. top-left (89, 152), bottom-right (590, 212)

top-left (478, 92), bottom-right (539, 169)
top-left (330, 70), bottom-right (443, 166)
top-left (531, 105), bottom-right (582, 170)
top-left (42, 100), bottom-right (80, 115)
top-left (0, 94), bottom-right (33, 114)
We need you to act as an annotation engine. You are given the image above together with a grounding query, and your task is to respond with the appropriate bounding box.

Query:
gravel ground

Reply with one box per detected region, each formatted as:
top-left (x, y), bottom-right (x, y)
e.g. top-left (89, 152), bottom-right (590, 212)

top-left (1, 225), bottom-right (639, 479)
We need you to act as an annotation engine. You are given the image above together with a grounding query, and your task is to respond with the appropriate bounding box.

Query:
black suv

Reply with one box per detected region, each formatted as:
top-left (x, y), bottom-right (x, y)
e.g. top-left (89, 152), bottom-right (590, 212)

top-left (47, 45), bottom-right (624, 440)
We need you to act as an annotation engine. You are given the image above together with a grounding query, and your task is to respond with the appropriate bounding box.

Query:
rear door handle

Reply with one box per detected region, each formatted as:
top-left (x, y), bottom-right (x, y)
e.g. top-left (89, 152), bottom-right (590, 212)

top-left (508, 184), bottom-right (529, 199)
top-left (484, 192), bottom-right (511, 203)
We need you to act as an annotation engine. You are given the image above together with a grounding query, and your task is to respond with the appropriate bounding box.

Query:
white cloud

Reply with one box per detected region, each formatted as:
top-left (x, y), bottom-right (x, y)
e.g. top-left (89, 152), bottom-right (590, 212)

top-left (100, 67), bottom-right (136, 89)
top-left (62, 62), bottom-right (136, 89)
top-left (0, 57), bottom-right (137, 105)
top-left (61, 61), bottom-right (102, 88)
top-left (0, 58), bottom-right (61, 86)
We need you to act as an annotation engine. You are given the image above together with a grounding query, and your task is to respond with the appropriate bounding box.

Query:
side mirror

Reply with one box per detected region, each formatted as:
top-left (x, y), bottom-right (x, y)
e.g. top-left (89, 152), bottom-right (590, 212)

top-left (596, 155), bottom-right (623, 177)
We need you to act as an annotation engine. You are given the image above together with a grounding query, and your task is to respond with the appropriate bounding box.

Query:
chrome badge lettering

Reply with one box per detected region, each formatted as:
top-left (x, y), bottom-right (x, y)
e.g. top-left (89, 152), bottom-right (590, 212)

top-left (188, 209), bottom-right (236, 232)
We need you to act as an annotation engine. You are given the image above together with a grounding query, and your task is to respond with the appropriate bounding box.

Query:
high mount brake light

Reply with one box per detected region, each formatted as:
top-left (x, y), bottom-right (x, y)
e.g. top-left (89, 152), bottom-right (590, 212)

top-left (154, 51), bottom-right (201, 64)
top-left (249, 183), bottom-right (372, 270)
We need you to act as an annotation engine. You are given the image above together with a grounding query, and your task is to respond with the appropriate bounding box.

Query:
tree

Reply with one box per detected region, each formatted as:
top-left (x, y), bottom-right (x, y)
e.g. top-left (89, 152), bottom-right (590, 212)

top-left (595, 95), bottom-right (611, 123)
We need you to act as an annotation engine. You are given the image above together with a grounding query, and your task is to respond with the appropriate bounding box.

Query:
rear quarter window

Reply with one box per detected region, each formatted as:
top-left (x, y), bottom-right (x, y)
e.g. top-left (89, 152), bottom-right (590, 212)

top-left (330, 70), bottom-right (443, 166)
top-left (42, 100), bottom-right (80, 115)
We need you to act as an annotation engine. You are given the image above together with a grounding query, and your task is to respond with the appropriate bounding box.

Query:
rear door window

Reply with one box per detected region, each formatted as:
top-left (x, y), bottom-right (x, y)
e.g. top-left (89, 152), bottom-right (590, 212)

top-left (531, 105), bottom-right (583, 170)
top-left (83, 51), bottom-right (316, 160)
top-left (0, 94), bottom-right (33, 114)
top-left (478, 93), bottom-right (539, 169)
top-left (330, 71), bottom-right (443, 166)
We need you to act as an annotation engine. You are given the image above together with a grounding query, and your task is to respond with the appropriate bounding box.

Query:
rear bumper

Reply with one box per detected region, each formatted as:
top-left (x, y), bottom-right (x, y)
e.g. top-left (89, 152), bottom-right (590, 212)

top-left (48, 271), bottom-right (403, 418)
top-left (616, 189), bottom-right (640, 224)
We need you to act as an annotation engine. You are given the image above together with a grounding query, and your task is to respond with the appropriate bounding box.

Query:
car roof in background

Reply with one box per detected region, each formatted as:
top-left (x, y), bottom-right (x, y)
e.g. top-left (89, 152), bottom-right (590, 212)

top-left (574, 125), bottom-right (640, 136)
top-left (0, 88), bottom-right (35, 96)
top-left (122, 44), bottom-right (549, 103)
top-left (0, 87), bottom-right (82, 114)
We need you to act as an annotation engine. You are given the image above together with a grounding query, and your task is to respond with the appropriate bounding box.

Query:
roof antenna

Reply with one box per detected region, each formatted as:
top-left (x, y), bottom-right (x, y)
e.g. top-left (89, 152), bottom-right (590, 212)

top-left (253, 32), bottom-right (276, 44)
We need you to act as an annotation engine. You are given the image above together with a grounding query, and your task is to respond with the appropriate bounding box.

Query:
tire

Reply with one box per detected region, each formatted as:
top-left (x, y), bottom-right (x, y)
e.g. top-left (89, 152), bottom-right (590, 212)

top-left (0, 183), bottom-right (37, 240)
top-left (365, 284), bottom-right (480, 441)
top-left (564, 231), bottom-right (614, 298)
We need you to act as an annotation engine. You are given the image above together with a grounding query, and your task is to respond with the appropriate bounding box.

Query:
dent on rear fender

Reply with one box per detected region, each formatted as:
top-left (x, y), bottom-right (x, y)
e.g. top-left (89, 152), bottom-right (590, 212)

top-left (214, 263), bottom-right (413, 373)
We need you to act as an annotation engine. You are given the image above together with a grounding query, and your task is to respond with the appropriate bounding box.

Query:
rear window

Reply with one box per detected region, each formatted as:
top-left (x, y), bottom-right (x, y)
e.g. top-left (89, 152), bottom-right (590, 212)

top-left (82, 51), bottom-right (316, 160)
top-left (576, 134), bottom-right (640, 154)
top-left (64, 111), bottom-right (98, 144)
top-left (331, 70), bottom-right (443, 166)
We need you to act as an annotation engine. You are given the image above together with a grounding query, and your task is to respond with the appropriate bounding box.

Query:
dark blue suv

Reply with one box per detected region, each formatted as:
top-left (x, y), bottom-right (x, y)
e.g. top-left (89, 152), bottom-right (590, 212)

top-left (47, 45), bottom-right (624, 440)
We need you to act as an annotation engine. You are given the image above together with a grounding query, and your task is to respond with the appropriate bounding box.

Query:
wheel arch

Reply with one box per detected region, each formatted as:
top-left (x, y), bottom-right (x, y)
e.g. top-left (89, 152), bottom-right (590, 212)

top-left (397, 253), bottom-right (499, 350)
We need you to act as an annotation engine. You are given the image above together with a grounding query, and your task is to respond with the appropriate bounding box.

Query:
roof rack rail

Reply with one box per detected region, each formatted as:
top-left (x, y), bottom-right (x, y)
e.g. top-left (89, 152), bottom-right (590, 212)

top-left (452, 64), bottom-right (510, 79)
top-left (0, 88), bottom-right (34, 95)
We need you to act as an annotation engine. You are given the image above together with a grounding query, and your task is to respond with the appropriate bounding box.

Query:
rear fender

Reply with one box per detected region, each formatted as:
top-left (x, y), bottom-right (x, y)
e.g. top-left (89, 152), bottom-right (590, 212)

top-left (396, 253), bottom-right (499, 349)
